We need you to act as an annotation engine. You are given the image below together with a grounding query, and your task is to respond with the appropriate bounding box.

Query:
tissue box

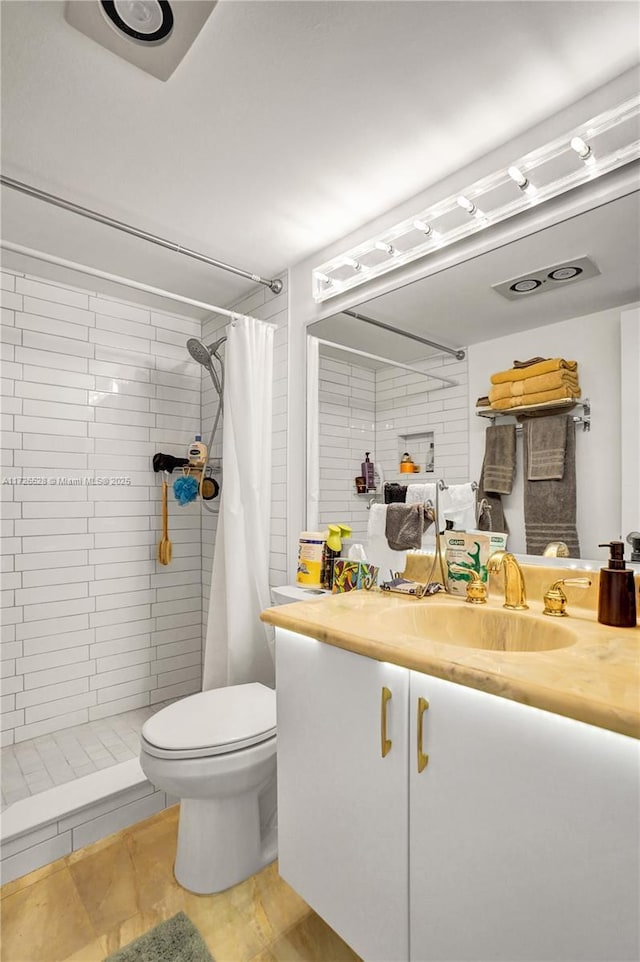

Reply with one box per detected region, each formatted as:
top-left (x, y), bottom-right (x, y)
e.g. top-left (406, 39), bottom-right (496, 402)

top-left (332, 560), bottom-right (379, 592)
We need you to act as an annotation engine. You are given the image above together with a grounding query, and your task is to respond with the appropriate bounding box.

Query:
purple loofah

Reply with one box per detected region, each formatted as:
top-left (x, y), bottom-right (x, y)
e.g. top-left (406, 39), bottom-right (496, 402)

top-left (173, 474), bottom-right (199, 505)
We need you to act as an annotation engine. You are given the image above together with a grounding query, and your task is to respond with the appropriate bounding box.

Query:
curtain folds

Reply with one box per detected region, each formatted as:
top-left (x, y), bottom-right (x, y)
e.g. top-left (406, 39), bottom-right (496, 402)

top-left (202, 316), bottom-right (275, 690)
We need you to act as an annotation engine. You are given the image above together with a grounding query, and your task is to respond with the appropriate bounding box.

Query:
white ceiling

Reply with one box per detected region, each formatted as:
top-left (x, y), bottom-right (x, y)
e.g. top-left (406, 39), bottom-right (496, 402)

top-left (1, 1), bottom-right (639, 306)
top-left (310, 191), bottom-right (640, 366)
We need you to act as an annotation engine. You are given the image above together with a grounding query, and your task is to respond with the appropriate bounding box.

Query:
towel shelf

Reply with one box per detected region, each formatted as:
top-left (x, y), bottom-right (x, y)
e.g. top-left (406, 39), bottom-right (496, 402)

top-left (475, 398), bottom-right (591, 432)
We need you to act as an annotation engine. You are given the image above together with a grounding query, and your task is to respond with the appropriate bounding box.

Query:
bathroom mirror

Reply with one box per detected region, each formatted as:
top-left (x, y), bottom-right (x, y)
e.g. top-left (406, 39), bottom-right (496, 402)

top-left (307, 190), bottom-right (640, 564)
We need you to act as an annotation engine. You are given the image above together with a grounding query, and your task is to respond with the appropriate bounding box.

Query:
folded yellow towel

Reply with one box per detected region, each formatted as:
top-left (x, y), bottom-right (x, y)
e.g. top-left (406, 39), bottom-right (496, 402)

top-left (489, 370), bottom-right (580, 402)
top-left (490, 386), bottom-right (581, 411)
top-left (490, 358), bottom-right (577, 385)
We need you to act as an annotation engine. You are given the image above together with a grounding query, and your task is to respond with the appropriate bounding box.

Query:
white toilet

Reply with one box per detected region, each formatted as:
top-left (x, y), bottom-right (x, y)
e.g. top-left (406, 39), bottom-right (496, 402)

top-left (139, 584), bottom-right (328, 895)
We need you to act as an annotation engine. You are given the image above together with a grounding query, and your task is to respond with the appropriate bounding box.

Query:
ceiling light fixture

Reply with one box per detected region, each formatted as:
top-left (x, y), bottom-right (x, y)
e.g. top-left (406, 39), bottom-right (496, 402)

top-left (312, 94), bottom-right (639, 302)
top-left (507, 165), bottom-right (536, 194)
top-left (510, 278), bottom-right (541, 293)
top-left (570, 136), bottom-right (594, 165)
top-left (493, 256), bottom-right (599, 301)
top-left (548, 266), bottom-right (583, 281)
top-left (100, 0), bottom-right (173, 43)
top-left (456, 194), bottom-right (477, 215)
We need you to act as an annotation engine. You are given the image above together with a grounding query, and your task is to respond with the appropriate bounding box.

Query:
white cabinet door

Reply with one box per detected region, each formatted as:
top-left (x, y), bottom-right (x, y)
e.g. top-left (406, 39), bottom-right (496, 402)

top-left (276, 628), bottom-right (410, 962)
top-left (409, 671), bottom-right (640, 962)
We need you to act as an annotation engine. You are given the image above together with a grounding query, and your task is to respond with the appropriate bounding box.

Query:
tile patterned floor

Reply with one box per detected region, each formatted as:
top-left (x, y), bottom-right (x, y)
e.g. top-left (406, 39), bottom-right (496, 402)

top-left (1, 702), bottom-right (172, 810)
top-left (0, 806), bottom-right (363, 962)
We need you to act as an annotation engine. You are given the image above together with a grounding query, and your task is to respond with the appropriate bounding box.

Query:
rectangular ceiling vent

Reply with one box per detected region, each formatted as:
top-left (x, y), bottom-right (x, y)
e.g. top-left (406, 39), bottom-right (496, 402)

top-left (492, 256), bottom-right (600, 301)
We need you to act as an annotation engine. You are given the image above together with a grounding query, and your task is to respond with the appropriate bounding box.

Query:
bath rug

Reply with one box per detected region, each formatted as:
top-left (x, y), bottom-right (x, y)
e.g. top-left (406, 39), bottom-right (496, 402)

top-left (103, 912), bottom-right (213, 962)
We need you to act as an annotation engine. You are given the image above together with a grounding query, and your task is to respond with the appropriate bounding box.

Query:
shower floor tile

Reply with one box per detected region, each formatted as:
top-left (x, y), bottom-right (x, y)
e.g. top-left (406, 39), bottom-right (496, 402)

top-left (1, 702), bottom-right (173, 810)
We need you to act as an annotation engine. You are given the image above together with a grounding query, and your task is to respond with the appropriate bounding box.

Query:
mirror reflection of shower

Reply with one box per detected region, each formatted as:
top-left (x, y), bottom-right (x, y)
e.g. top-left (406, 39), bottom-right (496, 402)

top-left (187, 336), bottom-right (226, 510)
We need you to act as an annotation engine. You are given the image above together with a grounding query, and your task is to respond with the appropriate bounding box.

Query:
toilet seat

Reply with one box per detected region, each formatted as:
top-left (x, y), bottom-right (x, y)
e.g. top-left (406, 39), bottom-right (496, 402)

top-left (141, 682), bottom-right (276, 760)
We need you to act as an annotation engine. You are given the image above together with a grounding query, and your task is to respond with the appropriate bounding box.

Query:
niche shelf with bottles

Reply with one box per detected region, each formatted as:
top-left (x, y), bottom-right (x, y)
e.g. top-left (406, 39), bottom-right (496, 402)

top-left (397, 430), bottom-right (435, 475)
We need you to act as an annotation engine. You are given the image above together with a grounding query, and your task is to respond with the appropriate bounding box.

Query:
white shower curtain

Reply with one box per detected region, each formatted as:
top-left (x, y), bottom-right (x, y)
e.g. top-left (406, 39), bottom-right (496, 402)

top-left (202, 315), bottom-right (275, 690)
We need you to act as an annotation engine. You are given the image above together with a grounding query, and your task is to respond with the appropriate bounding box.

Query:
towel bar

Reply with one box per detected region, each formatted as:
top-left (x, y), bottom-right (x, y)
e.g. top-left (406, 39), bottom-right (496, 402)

top-left (476, 398), bottom-right (591, 432)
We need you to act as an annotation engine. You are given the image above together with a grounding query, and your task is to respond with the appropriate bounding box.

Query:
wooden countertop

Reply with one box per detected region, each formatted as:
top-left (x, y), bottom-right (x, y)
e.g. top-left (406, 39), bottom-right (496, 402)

top-left (262, 570), bottom-right (640, 739)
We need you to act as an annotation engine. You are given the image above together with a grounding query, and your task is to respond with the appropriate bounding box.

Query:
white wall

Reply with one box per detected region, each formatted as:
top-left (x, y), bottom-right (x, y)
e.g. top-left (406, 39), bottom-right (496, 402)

top-left (0, 269), bottom-right (203, 746)
top-left (200, 274), bottom-right (288, 641)
top-left (468, 304), bottom-right (637, 560)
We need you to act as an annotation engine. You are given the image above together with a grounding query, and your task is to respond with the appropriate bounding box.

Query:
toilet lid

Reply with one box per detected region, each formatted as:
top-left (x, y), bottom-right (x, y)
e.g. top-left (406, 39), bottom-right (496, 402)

top-left (141, 683), bottom-right (276, 756)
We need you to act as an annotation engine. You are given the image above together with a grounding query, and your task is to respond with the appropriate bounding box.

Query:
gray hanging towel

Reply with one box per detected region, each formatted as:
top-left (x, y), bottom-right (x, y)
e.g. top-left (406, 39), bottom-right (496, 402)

top-left (385, 503), bottom-right (429, 550)
top-left (526, 414), bottom-right (568, 481)
top-left (482, 424), bottom-right (517, 494)
top-left (523, 416), bottom-right (580, 556)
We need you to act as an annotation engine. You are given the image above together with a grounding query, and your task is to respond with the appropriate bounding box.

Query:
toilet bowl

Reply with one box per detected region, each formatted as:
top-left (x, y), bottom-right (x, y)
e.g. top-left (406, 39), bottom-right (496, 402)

top-left (140, 586), bottom-right (329, 895)
top-left (140, 683), bottom-right (277, 894)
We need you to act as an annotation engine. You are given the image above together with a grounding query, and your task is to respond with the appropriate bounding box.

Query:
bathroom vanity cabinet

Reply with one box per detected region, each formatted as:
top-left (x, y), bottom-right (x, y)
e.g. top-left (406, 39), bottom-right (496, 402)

top-left (275, 628), bottom-right (639, 962)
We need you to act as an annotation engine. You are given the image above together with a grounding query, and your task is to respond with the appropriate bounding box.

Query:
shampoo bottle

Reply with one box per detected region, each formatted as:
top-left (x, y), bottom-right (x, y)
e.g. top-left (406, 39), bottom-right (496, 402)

top-left (361, 452), bottom-right (376, 491)
top-left (597, 541), bottom-right (637, 628)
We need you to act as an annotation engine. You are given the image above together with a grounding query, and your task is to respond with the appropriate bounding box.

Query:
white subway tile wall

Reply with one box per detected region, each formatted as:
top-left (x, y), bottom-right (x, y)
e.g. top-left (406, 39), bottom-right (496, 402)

top-left (200, 275), bottom-right (288, 643)
top-left (317, 356), bottom-right (376, 541)
top-left (375, 354), bottom-right (470, 486)
top-left (315, 350), bottom-right (469, 541)
top-left (0, 270), bottom-right (203, 746)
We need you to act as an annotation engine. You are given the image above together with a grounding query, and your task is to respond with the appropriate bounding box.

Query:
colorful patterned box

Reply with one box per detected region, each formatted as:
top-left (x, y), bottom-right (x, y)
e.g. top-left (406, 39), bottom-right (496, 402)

top-left (332, 560), bottom-right (379, 592)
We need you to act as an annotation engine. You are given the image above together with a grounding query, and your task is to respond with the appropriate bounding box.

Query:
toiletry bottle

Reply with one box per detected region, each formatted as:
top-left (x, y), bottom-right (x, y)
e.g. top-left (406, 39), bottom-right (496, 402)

top-left (189, 435), bottom-right (208, 465)
top-left (597, 541), bottom-right (637, 628)
top-left (361, 453), bottom-right (376, 491)
top-left (297, 532), bottom-right (326, 586)
top-left (323, 524), bottom-right (343, 590)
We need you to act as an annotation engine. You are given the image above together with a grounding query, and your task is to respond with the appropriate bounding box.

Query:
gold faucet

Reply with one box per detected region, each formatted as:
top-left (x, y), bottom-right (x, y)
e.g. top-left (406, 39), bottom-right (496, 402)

top-left (449, 564), bottom-right (487, 604)
top-left (543, 578), bottom-right (591, 617)
top-left (486, 551), bottom-right (528, 610)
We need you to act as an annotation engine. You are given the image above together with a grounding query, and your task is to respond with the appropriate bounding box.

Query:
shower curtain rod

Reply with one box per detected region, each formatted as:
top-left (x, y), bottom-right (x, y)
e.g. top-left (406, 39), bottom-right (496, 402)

top-left (0, 175), bottom-right (283, 295)
top-left (342, 309), bottom-right (465, 361)
top-left (314, 337), bottom-right (458, 387)
top-left (0, 240), bottom-right (277, 326)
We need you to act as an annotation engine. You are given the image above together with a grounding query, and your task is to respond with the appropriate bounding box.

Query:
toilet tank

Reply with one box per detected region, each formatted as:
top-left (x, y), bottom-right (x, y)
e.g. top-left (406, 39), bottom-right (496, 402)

top-left (270, 585), bottom-right (330, 605)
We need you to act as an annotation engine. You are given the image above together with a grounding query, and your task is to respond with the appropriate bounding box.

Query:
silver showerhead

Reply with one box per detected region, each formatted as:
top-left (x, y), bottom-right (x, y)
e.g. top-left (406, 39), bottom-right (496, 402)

top-left (187, 337), bottom-right (214, 368)
top-left (187, 336), bottom-right (226, 401)
top-left (186, 336), bottom-right (226, 367)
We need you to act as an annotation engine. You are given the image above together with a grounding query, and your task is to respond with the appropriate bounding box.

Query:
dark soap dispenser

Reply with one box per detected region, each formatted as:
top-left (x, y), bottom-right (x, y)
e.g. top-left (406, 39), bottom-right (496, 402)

top-left (597, 541), bottom-right (637, 628)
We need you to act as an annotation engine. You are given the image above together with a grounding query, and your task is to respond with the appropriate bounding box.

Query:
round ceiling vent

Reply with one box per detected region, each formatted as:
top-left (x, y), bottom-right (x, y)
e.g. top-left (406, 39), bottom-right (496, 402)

top-left (548, 266), bottom-right (583, 281)
top-left (100, 1), bottom-right (173, 43)
top-left (509, 278), bottom-right (542, 294)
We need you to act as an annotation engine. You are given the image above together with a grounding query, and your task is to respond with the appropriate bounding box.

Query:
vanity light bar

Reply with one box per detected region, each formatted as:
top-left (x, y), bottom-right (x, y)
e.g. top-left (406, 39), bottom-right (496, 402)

top-left (312, 95), bottom-right (640, 302)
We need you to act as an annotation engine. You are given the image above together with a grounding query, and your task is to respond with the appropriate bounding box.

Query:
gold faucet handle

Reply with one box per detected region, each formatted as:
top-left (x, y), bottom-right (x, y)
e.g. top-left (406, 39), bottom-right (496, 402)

top-left (449, 564), bottom-right (487, 605)
top-left (543, 578), bottom-right (592, 617)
